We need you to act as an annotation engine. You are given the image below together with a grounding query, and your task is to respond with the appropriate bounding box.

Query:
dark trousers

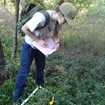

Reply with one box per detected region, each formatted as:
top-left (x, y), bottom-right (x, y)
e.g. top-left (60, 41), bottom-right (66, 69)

top-left (12, 40), bottom-right (46, 102)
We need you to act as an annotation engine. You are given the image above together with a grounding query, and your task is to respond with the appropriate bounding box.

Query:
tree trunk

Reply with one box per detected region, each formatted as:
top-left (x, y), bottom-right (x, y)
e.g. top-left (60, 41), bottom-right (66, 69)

top-left (4, 0), bottom-right (6, 5)
top-left (0, 38), bottom-right (5, 69)
top-left (12, 0), bottom-right (20, 59)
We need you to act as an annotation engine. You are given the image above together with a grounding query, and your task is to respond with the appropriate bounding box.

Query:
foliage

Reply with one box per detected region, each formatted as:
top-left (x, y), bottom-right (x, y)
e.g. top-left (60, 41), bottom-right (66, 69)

top-left (87, 0), bottom-right (105, 17)
top-left (66, 0), bottom-right (92, 9)
top-left (0, 33), bottom-right (22, 72)
top-left (10, 0), bottom-right (93, 10)
top-left (0, 0), bottom-right (105, 105)
top-left (11, 0), bottom-right (44, 6)
top-left (0, 78), bottom-right (14, 105)
top-left (0, 56), bottom-right (105, 105)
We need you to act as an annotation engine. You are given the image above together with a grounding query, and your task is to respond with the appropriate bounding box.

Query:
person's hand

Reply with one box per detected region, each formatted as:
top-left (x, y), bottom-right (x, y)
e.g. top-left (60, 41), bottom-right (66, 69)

top-left (36, 38), bottom-right (48, 48)
top-left (53, 42), bottom-right (61, 51)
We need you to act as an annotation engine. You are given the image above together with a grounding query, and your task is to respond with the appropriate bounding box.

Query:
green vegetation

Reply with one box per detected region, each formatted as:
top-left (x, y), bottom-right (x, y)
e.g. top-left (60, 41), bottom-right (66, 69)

top-left (0, 0), bottom-right (105, 105)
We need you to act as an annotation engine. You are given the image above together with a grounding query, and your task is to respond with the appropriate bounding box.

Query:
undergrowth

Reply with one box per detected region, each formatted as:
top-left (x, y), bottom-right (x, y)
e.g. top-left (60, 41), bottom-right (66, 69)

top-left (0, 56), bottom-right (105, 105)
top-left (0, 2), bottom-right (105, 105)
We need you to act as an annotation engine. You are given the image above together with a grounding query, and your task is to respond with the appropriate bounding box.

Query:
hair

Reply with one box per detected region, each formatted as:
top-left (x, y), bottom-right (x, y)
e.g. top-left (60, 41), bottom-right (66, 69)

top-left (55, 6), bottom-right (60, 13)
top-left (55, 0), bottom-right (65, 13)
top-left (58, 0), bottom-right (64, 5)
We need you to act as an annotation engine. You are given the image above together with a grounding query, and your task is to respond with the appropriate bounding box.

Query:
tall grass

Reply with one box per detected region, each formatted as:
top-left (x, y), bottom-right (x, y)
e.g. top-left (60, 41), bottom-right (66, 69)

top-left (0, 2), bottom-right (105, 105)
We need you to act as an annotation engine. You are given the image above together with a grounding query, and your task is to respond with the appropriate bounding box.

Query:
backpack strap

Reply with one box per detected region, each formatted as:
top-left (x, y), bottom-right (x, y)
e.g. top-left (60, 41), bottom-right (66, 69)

top-left (24, 6), bottom-right (50, 29)
top-left (36, 10), bottom-right (50, 30)
top-left (21, 3), bottom-right (36, 19)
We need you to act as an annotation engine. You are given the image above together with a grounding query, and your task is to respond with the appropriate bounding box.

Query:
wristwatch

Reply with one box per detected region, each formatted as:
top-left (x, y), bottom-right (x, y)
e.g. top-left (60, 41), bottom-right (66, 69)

top-left (56, 42), bottom-right (61, 46)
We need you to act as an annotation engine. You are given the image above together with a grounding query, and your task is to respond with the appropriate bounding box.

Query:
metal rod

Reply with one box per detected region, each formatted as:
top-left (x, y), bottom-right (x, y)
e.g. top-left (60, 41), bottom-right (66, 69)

top-left (21, 87), bottom-right (38, 105)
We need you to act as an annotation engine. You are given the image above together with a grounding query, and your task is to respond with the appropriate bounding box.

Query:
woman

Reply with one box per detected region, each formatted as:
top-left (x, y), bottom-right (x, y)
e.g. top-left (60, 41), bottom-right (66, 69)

top-left (12, 2), bottom-right (77, 103)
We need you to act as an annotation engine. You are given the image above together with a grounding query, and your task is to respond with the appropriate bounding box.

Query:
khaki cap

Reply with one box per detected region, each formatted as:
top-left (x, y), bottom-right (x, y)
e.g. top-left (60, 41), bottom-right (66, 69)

top-left (59, 2), bottom-right (77, 25)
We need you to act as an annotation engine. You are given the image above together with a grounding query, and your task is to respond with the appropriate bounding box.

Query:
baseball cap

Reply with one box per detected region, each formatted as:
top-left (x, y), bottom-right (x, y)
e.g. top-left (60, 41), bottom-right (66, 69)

top-left (59, 2), bottom-right (77, 25)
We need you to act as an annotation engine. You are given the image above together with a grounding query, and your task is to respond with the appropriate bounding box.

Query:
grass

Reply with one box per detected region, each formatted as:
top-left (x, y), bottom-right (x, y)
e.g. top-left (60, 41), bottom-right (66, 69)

top-left (0, 3), bottom-right (105, 105)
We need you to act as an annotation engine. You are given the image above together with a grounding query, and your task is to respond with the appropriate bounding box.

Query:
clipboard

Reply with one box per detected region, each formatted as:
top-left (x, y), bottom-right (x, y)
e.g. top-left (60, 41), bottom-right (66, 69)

top-left (32, 37), bottom-right (56, 56)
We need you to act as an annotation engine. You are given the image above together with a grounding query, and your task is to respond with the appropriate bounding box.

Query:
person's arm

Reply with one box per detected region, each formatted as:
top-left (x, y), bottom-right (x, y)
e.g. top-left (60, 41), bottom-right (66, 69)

top-left (22, 13), bottom-right (48, 47)
top-left (53, 27), bottom-right (61, 51)
top-left (22, 24), bottom-right (41, 42)
top-left (22, 24), bottom-right (47, 47)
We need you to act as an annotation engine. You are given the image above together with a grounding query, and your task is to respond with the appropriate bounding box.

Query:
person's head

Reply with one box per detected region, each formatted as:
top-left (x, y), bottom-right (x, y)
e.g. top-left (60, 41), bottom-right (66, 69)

top-left (54, 2), bottom-right (78, 25)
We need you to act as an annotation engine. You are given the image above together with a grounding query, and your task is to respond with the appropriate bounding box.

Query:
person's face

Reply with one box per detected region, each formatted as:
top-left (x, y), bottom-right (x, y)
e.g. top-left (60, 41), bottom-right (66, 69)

top-left (57, 12), bottom-right (67, 25)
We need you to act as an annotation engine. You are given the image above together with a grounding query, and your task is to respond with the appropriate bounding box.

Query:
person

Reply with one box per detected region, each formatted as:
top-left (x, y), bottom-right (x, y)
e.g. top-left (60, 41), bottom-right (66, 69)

top-left (12, 2), bottom-right (78, 103)
top-left (57, 0), bottom-right (65, 5)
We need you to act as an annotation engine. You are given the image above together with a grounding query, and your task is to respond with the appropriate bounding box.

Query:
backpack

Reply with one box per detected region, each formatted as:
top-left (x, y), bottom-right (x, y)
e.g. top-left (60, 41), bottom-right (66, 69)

top-left (17, 3), bottom-right (50, 36)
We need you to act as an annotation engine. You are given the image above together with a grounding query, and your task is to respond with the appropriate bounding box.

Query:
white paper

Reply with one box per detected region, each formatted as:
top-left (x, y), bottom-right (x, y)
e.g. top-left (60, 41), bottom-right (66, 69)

top-left (32, 37), bottom-right (56, 56)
